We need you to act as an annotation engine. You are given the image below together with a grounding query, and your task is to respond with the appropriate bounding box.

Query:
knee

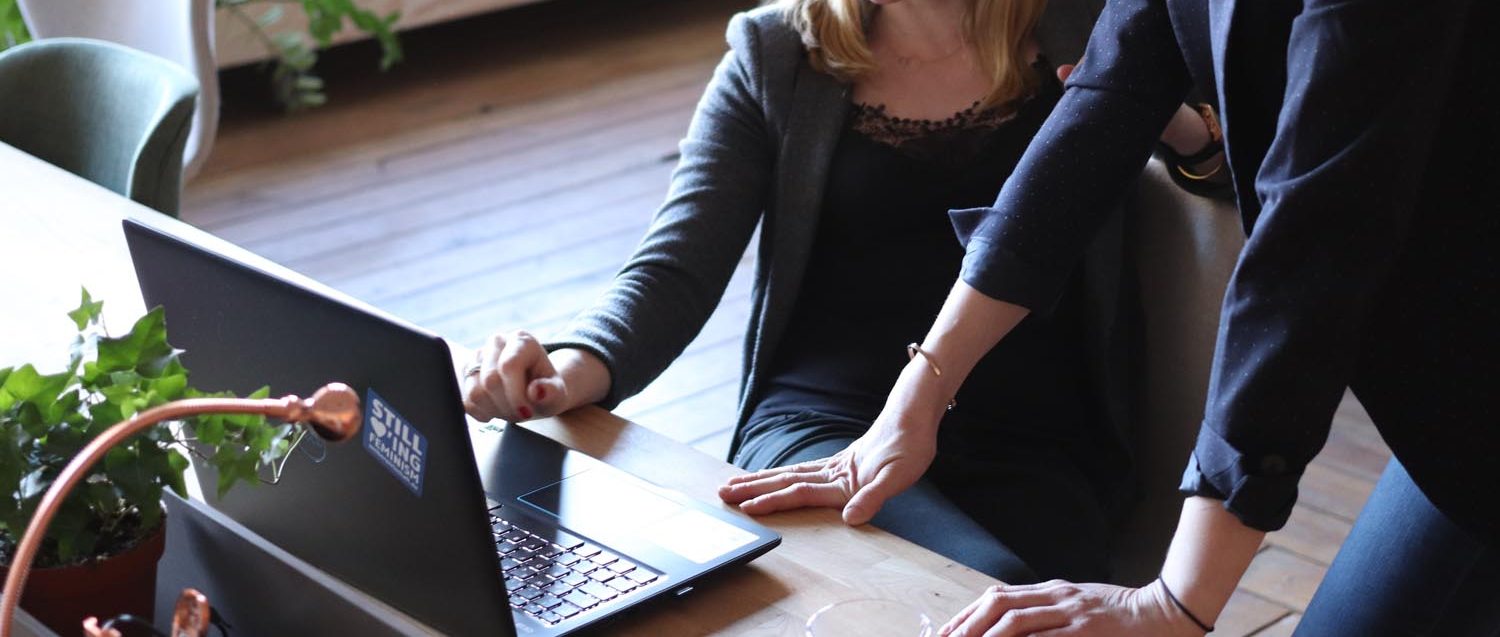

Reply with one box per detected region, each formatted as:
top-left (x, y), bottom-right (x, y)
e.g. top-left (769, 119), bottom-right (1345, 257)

top-left (969, 553), bottom-right (1041, 585)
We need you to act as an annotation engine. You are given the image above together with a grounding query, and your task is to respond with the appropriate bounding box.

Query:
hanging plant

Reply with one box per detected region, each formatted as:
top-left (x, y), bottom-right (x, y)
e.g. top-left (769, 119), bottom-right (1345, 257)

top-left (216, 0), bottom-right (403, 111)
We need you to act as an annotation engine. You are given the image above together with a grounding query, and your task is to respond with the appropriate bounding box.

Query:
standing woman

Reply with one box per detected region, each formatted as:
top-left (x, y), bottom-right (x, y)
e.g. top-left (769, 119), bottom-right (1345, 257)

top-left (463, 0), bottom-right (1219, 584)
top-left (747, 0), bottom-right (1498, 635)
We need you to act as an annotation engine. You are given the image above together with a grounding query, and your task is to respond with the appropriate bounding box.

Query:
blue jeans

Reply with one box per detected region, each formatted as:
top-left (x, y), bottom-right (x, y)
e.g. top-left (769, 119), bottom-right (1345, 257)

top-left (1296, 459), bottom-right (1500, 636)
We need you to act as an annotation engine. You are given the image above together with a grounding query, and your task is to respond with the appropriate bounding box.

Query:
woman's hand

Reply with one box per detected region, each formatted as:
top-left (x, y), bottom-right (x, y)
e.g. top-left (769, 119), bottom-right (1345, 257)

top-left (938, 579), bottom-right (1206, 637)
top-left (716, 415), bottom-right (938, 525)
top-left (462, 330), bottom-right (608, 422)
top-left (717, 360), bottom-right (949, 525)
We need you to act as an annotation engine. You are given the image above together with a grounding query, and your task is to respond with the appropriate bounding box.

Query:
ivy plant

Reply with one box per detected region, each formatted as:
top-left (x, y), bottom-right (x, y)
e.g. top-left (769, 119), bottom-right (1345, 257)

top-left (0, 290), bottom-right (299, 568)
top-left (218, 0), bottom-right (403, 111)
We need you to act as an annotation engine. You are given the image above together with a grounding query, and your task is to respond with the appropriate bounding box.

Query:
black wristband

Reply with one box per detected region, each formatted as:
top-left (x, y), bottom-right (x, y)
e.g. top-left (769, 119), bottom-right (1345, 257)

top-left (1157, 576), bottom-right (1214, 634)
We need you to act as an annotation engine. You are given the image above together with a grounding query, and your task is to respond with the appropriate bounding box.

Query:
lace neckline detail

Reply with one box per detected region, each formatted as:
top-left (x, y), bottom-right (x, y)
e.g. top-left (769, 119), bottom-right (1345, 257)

top-left (848, 99), bottom-right (1027, 148)
top-left (848, 57), bottom-right (1056, 155)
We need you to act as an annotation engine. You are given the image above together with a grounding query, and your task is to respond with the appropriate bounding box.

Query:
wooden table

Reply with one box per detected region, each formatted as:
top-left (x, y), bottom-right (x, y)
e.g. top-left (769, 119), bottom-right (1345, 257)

top-left (0, 142), bottom-right (998, 635)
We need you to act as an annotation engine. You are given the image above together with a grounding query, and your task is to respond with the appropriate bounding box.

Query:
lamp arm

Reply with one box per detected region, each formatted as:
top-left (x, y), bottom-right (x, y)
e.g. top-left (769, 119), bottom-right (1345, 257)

top-left (1, 383), bottom-right (361, 637)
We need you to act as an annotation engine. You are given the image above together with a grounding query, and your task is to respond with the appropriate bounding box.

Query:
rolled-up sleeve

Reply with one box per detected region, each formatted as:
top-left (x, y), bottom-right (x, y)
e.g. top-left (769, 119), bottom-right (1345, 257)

top-left (949, 0), bottom-right (1190, 312)
top-left (1177, 0), bottom-right (1474, 531)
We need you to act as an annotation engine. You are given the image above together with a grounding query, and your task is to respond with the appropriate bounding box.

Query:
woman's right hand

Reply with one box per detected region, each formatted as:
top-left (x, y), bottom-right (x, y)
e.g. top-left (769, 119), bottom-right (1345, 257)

top-left (462, 330), bottom-right (606, 422)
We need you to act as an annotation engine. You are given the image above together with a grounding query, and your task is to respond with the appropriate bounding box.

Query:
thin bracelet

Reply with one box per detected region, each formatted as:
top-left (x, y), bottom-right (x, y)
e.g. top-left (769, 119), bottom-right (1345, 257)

top-left (1176, 160), bottom-right (1225, 181)
top-left (1157, 576), bottom-right (1214, 634)
top-left (906, 343), bottom-right (956, 411)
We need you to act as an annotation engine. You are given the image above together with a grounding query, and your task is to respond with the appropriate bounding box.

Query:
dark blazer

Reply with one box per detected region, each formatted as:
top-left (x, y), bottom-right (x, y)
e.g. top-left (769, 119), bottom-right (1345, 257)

top-left (549, 2), bottom-right (1129, 463)
top-left (952, 0), bottom-right (1499, 540)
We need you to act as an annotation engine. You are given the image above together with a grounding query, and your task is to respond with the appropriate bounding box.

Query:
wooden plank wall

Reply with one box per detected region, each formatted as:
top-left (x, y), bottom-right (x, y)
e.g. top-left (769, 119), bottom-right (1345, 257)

top-left (184, 0), bottom-right (1393, 633)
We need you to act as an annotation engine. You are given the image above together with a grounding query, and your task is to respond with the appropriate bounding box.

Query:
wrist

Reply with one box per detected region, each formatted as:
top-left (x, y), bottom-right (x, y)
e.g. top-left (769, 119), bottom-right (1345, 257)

top-left (1147, 578), bottom-right (1212, 636)
top-left (549, 348), bottom-right (610, 410)
top-left (1162, 103), bottom-right (1222, 156)
top-left (885, 359), bottom-right (952, 435)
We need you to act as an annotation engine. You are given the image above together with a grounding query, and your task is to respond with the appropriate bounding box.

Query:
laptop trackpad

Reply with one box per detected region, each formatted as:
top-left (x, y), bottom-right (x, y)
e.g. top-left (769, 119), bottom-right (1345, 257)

top-left (519, 469), bottom-right (756, 564)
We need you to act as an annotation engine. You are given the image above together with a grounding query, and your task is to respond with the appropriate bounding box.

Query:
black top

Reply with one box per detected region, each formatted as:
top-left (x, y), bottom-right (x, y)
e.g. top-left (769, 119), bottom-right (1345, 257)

top-left (947, 0), bottom-right (1500, 539)
top-left (751, 66), bottom-right (1103, 445)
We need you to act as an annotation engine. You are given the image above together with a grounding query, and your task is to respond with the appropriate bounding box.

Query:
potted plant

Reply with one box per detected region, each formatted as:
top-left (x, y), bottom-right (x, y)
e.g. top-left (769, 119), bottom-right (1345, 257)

top-left (0, 291), bottom-right (303, 634)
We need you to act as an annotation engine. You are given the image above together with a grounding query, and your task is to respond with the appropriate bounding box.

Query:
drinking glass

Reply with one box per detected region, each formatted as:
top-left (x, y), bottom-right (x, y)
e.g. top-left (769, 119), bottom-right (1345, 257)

top-left (805, 598), bottom-right (934, 637)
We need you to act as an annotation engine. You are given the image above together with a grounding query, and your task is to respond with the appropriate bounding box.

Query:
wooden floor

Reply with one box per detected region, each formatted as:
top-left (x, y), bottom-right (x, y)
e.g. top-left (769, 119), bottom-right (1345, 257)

top-left (183, 1), bottom-right (1392, 633)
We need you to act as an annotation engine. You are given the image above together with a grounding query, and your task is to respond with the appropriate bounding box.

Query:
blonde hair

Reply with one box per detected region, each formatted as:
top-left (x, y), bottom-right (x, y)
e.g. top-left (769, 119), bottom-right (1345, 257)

top-left (778, 0), bottom-right (1048, 109)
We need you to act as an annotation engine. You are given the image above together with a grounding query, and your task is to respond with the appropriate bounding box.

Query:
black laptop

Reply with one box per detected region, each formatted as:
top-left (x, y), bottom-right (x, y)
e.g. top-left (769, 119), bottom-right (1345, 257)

top-left (123, 219), bottom-right (780, 636)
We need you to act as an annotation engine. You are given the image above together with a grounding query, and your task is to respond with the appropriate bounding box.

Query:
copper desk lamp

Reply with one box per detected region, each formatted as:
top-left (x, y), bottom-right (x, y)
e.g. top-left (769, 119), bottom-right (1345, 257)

top-left (1, 383), bottom-right (362, 637)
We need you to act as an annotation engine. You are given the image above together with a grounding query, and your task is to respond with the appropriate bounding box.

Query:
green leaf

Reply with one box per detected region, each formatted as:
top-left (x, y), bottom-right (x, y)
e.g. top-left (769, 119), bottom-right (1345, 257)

top-left (164, 449), bottom-right (190, 498)
top-left (39, 422), bottom-right (85, 458)
top-left (148, 370), bottom-right (189, 403)
top-left (195, 414), bottom-right (226, 445)
top-left (0, 0), bottom-right (31, 54)
top-left (108, 370), bottom-right (144, 388)
top-left (249, 423), bottom-right (275, 454)
top-left (95, 307), bottom-right (172, 376)
top-left (0, 423), bottom-right (25, 500)
top-left (2, 365), bottom-right (42, 403)
top-left (104, 444), bottom-right (154, 510)
top-left (88, 401), bottom-right (126, 433)
top-left (137, 486), bottom-right (165, 529)
top-left (0, 368), bottom-right (13, 412)
top-left (50, 500), bottom-right (88, 563)
top-left (67, 288), bottom-right (104, 331)
top-left (87, 481), bottom-right (124, 515)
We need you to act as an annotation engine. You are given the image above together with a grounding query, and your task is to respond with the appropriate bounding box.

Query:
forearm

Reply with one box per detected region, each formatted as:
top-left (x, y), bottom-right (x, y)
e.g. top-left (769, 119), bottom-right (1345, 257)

top-left (1159, 496), bottom-right (1265, 627)
top-left (891, 281), bottom-right (1030, 432)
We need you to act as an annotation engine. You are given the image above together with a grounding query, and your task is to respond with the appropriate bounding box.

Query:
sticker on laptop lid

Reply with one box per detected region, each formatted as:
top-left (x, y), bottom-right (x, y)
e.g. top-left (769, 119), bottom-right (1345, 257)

top-left (362, 388), bottom-right (428, 496)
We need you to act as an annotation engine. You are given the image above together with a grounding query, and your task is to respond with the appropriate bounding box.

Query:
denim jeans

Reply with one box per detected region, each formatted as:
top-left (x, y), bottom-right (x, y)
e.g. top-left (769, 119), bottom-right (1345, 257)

top-left (1296, 459), bottom-right (1500, 636)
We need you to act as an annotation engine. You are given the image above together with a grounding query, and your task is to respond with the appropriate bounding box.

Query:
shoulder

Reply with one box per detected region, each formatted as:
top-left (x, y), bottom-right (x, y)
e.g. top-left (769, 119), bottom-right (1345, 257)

top-left (724, 4), bottom-right (807, 110)
top-left (726, 4), bottom-right (805, 65)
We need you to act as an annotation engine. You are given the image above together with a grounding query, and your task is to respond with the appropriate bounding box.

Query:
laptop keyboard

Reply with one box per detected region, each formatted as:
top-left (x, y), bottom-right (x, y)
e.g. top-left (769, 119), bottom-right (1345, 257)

top-left (491, 511), bottom-right (660, 626)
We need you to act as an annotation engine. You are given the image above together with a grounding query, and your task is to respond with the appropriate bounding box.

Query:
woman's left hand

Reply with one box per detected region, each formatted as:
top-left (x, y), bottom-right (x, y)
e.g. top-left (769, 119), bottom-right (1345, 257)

top-left (716, 413), bottom-right (938, 525)
top-left (938, 579), bottom-right (1205, 637)
top-left (717, 357), bottom-right (950, 524)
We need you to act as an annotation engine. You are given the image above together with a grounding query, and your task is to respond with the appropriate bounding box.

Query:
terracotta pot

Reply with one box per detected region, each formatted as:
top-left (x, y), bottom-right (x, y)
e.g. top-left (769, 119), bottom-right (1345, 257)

top-left (2, 523), bottom-right (166, 636)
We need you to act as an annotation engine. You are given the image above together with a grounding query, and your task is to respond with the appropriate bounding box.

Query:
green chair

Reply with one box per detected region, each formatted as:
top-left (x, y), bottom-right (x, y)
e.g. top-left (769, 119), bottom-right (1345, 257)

top-left (0, 38), bottom-right (198, 216)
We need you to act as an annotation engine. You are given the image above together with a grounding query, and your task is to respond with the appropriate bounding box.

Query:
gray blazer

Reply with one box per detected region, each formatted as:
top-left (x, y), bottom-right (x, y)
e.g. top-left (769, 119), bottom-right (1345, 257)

top-left (550, 1), bottom-right (1127, 463)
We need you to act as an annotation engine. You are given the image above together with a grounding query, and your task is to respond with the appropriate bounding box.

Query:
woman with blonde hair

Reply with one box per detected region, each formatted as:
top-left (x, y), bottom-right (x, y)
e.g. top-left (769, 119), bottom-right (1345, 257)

top-left (463, 0), bottom-right (1221, 583)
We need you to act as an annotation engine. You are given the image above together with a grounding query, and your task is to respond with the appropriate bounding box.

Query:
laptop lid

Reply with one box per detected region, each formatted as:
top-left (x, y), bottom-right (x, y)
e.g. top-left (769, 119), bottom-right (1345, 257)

top-left (124, 218), bottom-right (513, 637)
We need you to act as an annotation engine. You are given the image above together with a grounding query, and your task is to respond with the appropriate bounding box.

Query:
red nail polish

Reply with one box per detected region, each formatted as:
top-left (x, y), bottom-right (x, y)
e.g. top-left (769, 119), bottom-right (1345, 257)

top-left (517, 405), bottom-right (533, 420)
top-left (535, 386), bottom-right (547, 401)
